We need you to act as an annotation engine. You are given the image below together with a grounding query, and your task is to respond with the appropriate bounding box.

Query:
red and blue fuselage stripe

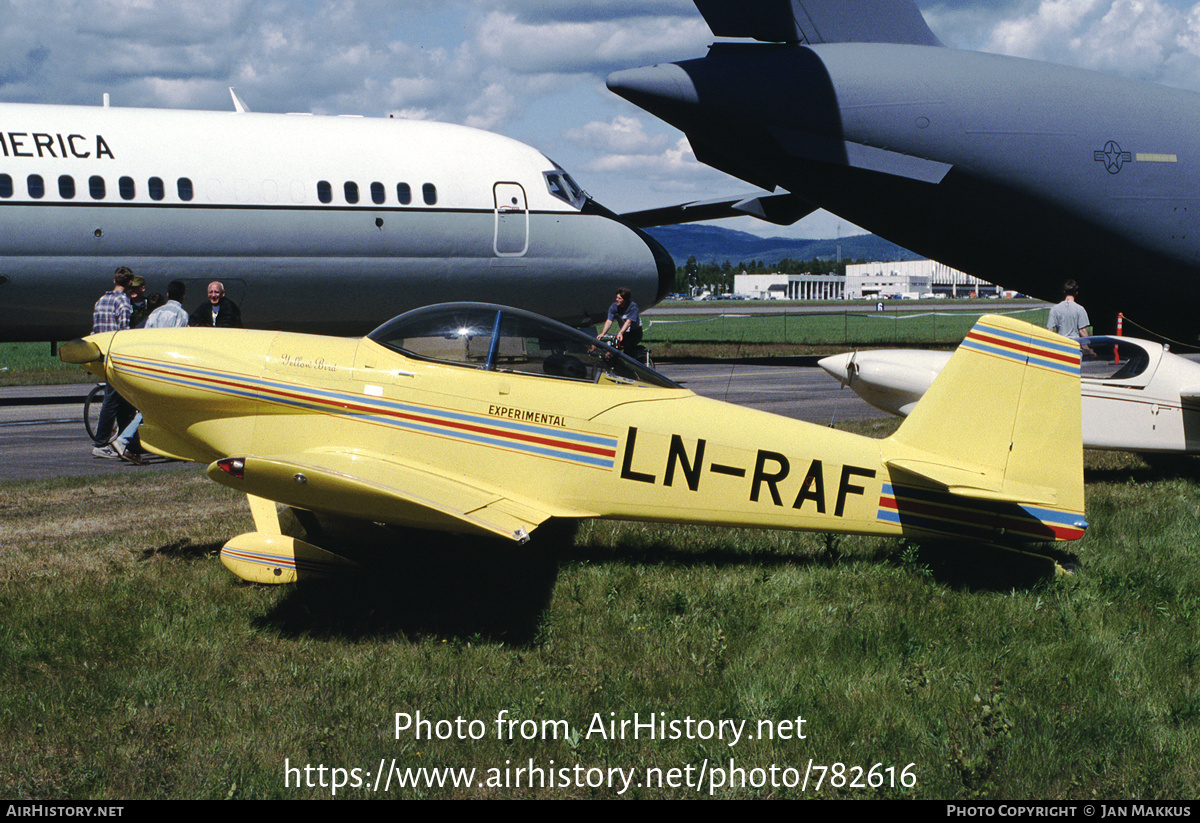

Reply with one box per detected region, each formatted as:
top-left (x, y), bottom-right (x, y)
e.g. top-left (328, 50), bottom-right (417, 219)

top-left (877, 483), bottom-right (1087, 542)
top-left (114, 355), bottom-right (619, 469)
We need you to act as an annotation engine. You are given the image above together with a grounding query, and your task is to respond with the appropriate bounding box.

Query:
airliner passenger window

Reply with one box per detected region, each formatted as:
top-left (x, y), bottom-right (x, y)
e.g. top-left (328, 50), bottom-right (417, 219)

top-left (396, 183), bottom-right (411, 205)
top-left (89, 176), bottom-right (105, 199)
top-left (148, 177), bottom-right (164, 201)
top-left (317, 180), bottom-right (332, 204)
top-left (58, 176), bottom-right (75, 199)
top-left (422, 183), bottom-right (437, 205)
top-left (119, 176), bottom-right (135, 200)
top-left (344, 181), bottom-right (359, 204)
top-left (27, 175), bottom-right (44, 199)
top-left (371, 182), bottom-right (385, 204)
top-left (177, 178), bottom-right (193, 201)
top-left (0, 175), bottom-right (11, 198)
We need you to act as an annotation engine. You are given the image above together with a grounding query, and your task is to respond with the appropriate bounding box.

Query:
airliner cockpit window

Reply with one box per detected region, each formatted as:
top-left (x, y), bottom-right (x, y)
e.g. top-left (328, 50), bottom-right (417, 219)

top-left (543, 170), bottom-right (586, 209)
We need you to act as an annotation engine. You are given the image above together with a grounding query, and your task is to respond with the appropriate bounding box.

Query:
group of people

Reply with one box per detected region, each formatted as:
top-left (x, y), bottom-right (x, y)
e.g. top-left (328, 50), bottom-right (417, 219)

top-left (90, 269), bottom-right (242, 464)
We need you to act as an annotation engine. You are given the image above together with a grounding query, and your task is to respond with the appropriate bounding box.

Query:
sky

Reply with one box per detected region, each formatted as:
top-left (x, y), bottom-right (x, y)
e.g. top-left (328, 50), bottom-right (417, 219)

top-left (5, 0), bottom-right (1200, 238)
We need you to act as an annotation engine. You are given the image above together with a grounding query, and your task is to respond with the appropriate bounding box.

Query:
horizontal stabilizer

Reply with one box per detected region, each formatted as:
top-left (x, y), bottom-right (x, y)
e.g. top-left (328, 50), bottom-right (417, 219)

top-left (621, 190), bottom-right (816, 228)
top-left (693, 0), bottom-right (943, 46)
top-left (207, 450), bottom-right (583, 542)
top-left (885, 458), bottom-right (1060, 507)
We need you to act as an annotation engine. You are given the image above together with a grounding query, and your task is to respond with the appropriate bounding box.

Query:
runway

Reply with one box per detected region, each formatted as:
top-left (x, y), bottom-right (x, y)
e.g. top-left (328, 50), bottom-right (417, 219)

top-left (0, 360), bottom-right (887, 483)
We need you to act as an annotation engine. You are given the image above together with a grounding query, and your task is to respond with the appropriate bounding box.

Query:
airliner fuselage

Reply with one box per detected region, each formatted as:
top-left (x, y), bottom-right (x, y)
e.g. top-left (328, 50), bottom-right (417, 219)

top-left (0, 103), bottom-right (673, 341)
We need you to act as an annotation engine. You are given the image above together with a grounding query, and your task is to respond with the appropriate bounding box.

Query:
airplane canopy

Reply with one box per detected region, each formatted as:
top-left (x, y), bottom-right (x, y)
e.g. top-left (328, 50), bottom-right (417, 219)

top-left (368, 303), bottom-right (680, 388)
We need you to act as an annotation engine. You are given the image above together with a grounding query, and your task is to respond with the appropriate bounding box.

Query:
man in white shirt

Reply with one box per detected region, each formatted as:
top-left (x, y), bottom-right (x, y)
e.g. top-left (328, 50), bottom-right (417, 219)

top-left (1047, 279), bottom-right (1091, 339)
top-left (144, 280), bottom-right (190, 328)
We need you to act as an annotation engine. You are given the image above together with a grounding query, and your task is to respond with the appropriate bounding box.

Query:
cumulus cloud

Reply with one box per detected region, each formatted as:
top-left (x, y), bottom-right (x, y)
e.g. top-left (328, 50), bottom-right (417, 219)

top-left (470, 11), bottom-right (711, 76)
top-left (480, 1), bottom-right (697, 24)
top-left (564, 115), bottom-right (669, 154)
top-left (976, 0), bottom-right (1200, 88)
top-left (586, 136), bottom-right (711, 178)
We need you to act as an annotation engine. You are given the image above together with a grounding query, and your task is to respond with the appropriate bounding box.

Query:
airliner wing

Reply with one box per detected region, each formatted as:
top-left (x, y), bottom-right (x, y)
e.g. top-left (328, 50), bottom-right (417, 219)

top-left (693, 0), bottom-right (943, 46)
top-left (206, 450), bottom-right (586, 542)
top-left (621, 190), bottom-right (816, 228)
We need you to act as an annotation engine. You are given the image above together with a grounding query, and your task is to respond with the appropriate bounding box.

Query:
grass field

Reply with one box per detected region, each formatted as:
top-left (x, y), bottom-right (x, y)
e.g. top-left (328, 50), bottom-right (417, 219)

top-left (2, 430), bottom-right (1197, 799)
top-left (644, 304), bottom-right (1050, 350)
top-left (0, 342), bottom-right (89, 386)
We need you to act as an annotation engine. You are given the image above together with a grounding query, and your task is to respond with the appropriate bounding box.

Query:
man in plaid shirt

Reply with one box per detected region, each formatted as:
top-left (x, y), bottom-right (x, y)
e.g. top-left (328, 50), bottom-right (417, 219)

top-left (91, 267), bottom-right (142, 461)
top-left (92, 268), bottom-right (134, 333)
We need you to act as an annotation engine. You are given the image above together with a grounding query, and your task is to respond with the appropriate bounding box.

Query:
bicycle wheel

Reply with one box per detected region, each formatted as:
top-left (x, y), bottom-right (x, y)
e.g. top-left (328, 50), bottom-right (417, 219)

top-left (84, 384), bottom-right (116, 444)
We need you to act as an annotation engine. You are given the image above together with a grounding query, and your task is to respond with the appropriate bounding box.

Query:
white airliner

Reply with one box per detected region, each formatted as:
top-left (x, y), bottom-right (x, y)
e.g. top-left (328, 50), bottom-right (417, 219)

top-left (0, 94), bottom-right (673, 342)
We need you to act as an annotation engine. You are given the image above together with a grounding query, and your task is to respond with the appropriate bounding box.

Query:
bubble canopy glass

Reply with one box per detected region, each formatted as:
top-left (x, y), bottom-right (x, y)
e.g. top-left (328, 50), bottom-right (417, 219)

top-left (367, 303), bottom-right (680, 389)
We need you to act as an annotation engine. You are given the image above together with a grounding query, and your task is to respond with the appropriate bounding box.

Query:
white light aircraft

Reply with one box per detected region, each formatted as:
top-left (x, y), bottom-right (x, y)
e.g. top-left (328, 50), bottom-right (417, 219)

top-left (0, 92), bottom-right (673, 342)
top-left (820, 336), bottom-right (1200, 455)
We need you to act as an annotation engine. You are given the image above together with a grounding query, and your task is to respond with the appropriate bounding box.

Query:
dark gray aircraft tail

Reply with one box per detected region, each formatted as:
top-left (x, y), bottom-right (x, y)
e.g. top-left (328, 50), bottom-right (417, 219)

top-left (694, 0), bottom-right (942, 46)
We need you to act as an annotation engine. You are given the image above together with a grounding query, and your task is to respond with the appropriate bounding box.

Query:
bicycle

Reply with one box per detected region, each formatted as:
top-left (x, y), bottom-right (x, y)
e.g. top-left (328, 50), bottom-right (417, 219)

top-left (597, 334), bottom-right (653, 369)
top-left (84, 383), bottom-right (117, 445)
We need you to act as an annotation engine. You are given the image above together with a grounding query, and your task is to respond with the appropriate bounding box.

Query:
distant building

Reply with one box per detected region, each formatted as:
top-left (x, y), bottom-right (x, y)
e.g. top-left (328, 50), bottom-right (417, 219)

top-left (734, 272), bottom-right (845, 300)
top-left (844, 259), bottom-right (1000, 299)
top-left (733, 260), bottom-right (1002, 301)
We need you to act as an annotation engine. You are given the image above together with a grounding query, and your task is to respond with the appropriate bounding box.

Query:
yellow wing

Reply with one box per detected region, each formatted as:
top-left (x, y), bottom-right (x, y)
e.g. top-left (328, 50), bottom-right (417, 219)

top-left (205, 449), bottom-right (588, 542)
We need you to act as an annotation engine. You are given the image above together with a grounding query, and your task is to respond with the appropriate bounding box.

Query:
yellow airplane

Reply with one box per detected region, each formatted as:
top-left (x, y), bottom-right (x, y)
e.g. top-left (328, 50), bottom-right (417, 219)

top-left (61, 304), bottom-right (1086, 583)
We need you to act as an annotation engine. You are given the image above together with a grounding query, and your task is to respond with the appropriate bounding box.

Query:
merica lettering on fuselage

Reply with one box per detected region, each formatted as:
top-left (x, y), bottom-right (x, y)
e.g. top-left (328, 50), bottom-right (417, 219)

top-left (0, 132), bottom-right (113, 159)
top-left (618, 426), bottom-right (877, 516)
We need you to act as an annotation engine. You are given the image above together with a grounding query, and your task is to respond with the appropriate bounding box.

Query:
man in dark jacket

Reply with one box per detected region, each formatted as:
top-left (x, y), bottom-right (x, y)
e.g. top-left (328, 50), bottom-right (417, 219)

top-left (189, 281), bottom-right (242, 327)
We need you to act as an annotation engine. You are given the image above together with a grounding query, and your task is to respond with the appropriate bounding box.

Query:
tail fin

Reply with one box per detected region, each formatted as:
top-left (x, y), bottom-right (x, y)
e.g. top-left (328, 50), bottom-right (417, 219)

top-left (694, 0), bottom-right (943, 47)
top-left (885, 315), bottom-right (1085, 537)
